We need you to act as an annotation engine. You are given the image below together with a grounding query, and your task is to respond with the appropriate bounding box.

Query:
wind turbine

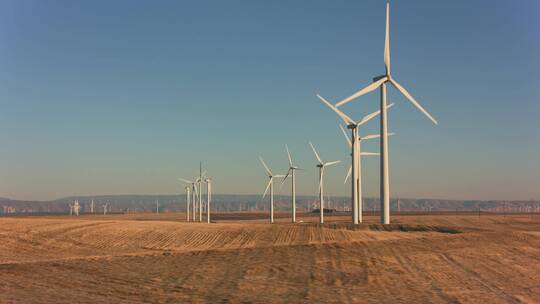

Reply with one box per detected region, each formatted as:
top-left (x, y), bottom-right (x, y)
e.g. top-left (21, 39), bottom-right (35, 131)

top-left (192, 183), bottom-right (198, 220)
top-left (325, 2), bottom-right (437, 224)
top-left (185, 186), bottom-right (191, 221)
top-left (205, 177), bottom-right (212, 223)
top-left (317, 95), bottom-right (393, 224)
top-left (73, 200), bottom-right (80, 216)
top-left (339, 125), bottom-right (396, 222)
top-left (178, 177), bottom-right (199, 222)
top-left (309, 142), bottom-right (340, 224)
top-left (259, 156), bottom-right (285, 223)
top-left (195, 164), bottom-right (207, 222)
top-left (198, 163), bottom-right (203, 222)
top-left (282, 145), bottom-right (299, 223)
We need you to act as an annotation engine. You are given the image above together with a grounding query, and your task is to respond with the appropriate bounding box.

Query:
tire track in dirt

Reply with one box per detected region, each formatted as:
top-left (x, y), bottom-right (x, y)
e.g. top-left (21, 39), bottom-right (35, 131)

top-left (439, 253), bottom-right (524, 303)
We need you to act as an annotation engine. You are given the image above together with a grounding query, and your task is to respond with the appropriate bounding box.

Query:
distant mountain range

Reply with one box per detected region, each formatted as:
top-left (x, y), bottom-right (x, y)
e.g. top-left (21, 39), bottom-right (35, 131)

top-left (1, 195), bottom-right (539, 215)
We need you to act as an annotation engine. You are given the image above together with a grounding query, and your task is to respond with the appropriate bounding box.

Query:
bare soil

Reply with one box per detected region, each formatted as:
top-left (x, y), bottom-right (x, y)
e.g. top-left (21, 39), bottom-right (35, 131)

top-left (0, 213), bottom-right (539, 303)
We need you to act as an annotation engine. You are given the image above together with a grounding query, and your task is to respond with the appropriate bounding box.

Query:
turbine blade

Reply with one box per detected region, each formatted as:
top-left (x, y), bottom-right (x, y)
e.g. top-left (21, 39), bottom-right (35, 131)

top-left (344, 166), bottom-right (352, 184)
top-left (280, 169), bottom-right (291, 187)
top-left (262, 179), bottom-right (272, 200)
top-left (361, 132), bottom-right (395, 141)
top-left (177, 178), bottom-right (193, 184)
top-left (278, 176), bottom-right (288, 192)
top-left (357, 103), bottom-right (395, 126)
top-left (316, 94), bottom-right (355, 125)
top-left (335, 77), bottom-right (387, 107)
top-left (360, 152), bottom-right (380, 156)
top-left (309, 141), bottom-right (323, 164)
top-left (324, 160), bottom-right (341, 167)
top-left (361, 134), bottom-right (381, 141)
top-left (389, 78), bottom-right (438, 125)
top-left (259, 156), bottom-right (272, 176)
top-left (285, 145), bottom-right (293, 166)
top-left (384, 1), bottom-right (391, 75)
top-left (339, 125), bottom-right (352, 148)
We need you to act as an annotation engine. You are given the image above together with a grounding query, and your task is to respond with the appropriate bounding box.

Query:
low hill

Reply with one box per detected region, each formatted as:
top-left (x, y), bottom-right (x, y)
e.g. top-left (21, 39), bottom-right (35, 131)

top-left (1, 195), bottom-right (539, 215)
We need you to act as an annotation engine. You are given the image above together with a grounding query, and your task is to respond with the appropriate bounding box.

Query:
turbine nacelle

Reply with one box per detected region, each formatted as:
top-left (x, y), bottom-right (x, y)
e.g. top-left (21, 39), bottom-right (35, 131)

top-left (373, 75), bottom-right (387, 82)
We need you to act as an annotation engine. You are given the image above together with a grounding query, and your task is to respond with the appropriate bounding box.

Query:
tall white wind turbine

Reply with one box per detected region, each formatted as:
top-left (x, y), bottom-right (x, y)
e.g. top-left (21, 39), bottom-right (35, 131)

top-left (328, 2), bottom-right (437, 224)
top-left (259, 156), bottom-right (285, 223)
top-left (282, 145), bottom-right (299, 223)
top-left (317, 95), bottom-right (393, 224)
top-left (339, 125), bottom-right (395, 222)
top-left (309, 142), bottom-right (340, 224)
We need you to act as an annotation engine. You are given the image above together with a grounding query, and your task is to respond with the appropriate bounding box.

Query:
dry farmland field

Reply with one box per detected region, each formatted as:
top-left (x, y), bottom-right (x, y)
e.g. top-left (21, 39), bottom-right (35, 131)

top-left (0, 212), bottom-right (539, 303)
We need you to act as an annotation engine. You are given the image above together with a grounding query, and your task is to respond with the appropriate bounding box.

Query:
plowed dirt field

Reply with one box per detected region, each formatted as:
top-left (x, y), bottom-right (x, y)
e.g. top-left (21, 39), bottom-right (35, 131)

top-left (1, 213), bottom-right (538, 303)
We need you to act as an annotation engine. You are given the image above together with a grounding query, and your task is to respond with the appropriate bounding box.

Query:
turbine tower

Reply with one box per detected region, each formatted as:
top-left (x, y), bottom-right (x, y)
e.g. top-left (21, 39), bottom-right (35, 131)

top-left (198, 162), bottom-right (203, 222)
top-left (259, 156), bottom-right (285, 223)
top-left (309, 142), bottom-right (340, 224)
top-left (205, 177), bottom-right (212, 223)
top-left (282, 145), bottom-right (299, 223)
top-left (185, 186), bottom-right (191, 221)
top-left (317, 95), bottom-right (392, 224)
top-left (329, 2), bottom-right (437, 224)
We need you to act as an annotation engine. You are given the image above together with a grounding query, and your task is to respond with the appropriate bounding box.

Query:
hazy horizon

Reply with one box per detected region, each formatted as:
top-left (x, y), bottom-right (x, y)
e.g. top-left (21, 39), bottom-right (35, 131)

top-left (1, 0), bottom-right (539, 201)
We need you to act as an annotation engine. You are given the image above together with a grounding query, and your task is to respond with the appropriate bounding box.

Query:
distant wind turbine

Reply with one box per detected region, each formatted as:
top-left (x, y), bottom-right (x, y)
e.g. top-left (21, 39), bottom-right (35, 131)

top-left (282, 145), bottom-right (300, 223)
top-left (185, 186), bottom-right (191, 221)
top-left (178, 177), bottom-right (199, 222)
top-left (309, 142), bottom-right (340, 224)
top-left (73, 200), bottom-right (80, 216)
top-left (259, 156), bottom-right (285, 223)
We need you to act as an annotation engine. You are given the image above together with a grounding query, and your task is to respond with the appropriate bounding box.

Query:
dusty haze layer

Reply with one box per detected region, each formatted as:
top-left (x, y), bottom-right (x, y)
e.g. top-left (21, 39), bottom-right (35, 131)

top-left (0, 213), bottom-right (539, 303)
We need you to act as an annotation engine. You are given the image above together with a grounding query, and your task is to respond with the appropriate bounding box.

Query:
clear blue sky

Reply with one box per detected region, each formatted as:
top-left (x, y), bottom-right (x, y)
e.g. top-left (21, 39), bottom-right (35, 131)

top-left (0, 0), bottom-right (539, 201)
